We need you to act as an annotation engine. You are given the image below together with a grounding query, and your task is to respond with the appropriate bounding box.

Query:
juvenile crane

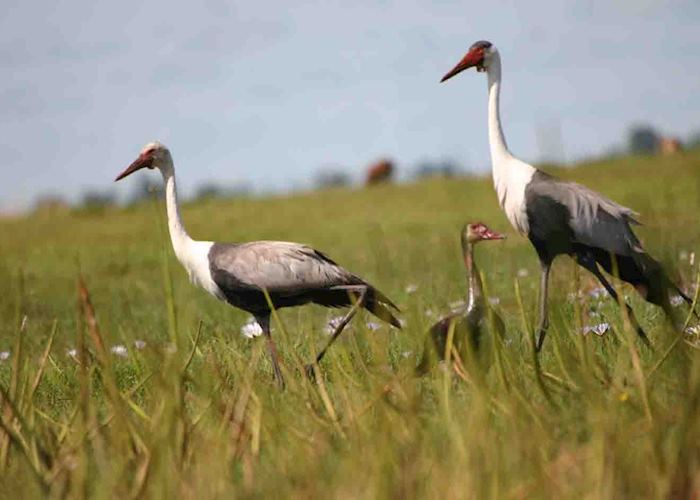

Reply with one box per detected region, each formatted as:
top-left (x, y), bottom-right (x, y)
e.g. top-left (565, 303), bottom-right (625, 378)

top-left (417, 222), bottom-right (505, 374)
top-left (440, 40), bottom-right (692, 351)
top-left (115, 142), bottom-right (401, 388)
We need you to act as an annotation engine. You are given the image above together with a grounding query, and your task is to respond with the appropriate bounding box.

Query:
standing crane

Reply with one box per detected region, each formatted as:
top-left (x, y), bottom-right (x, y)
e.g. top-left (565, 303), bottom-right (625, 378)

top-left (440, 40), bottom-right (693, 351)
top-left (115, 142), bottom-right (401, 388)
top-left (417, 222), bottom-right (506, 374)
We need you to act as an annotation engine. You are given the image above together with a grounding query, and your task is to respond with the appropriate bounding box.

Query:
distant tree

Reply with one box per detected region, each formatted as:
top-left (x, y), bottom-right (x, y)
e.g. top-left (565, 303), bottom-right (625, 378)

top-left (414, 159), bottom-right (461, 179)
top-left (628, 125), bottom-right (660, 155)
top-left (599, 144), bottom-right (626, 160)
top-left (315, 168), bottom-right (351, 189)
top-left (79, 190), bottom-right (115, 213)
top-left (687, 130), bottom-right (700, 150)
top-left (194, 183), bottom-right (227, 201)
top-left (227, 183), bottom-right (252, 198)
top-left (128, 178), bottom-right (162, 205)
top-left (192, 182), bottom-right (251, 201)
top-left (33, 194), bottom-right (69, 215)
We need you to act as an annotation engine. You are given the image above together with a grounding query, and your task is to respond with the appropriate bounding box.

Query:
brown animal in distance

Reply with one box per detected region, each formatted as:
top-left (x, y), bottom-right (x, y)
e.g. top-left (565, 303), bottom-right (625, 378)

top-left (365, 159), bottom-right (394, 186)
top-left (659, 137), bottom-right (683, 155)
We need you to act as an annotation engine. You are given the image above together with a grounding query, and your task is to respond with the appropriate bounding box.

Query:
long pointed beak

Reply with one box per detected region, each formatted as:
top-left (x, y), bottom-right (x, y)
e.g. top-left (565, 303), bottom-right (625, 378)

top-left (440, 50), bottom-right (482, 82)
top-left (115, 155), bottom-right (153, 181)
top-left (484, 229), bottom-right (506, 241)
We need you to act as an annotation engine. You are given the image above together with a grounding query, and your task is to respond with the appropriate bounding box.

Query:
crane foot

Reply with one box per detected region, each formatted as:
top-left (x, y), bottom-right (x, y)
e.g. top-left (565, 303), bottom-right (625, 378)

top-left (304, 363), bottom-right (318, 382)
top-left (535, 328), bottom-right (547, 353)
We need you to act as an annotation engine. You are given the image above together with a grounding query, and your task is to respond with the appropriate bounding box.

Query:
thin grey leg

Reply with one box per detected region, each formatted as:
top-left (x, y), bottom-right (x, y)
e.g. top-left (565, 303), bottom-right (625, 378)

top-left (535, 261), bottom-right (551, 352)
top-left (306, 289), bottom-right (367, 379)
top-left (257, 314), bottom-right (286, 390)
top-left (575, 253), bottom-right (650, 347)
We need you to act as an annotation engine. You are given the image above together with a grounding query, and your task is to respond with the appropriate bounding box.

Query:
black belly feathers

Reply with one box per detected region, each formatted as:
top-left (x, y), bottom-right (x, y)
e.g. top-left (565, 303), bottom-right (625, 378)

top-left (521, 169), bottom-right (694, 350)
top-left (524, 170), bottom-right (689, 309)
top-left (208, 242), bottom-right (401, 327)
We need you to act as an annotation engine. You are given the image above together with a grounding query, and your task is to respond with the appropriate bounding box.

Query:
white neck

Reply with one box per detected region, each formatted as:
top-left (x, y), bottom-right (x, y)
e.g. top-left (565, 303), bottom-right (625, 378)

top-left (486, 51), bottom-right (511, 165)
top-left (153, 156), bottom-right (221, 300)
top-left (484, 50), bottom-right (535, 235)
top-left (160, 164), bottom-right (195, 262)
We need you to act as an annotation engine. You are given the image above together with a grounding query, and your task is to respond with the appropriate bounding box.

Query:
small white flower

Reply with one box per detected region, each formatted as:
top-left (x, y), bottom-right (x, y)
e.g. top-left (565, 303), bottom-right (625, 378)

top-left (488, 297), bottom-right (500, 306)
top-left (517, 268), bottom-right (529, 278)
top-left (685, 326), bottom-right (700, 349)
top-left (685, 325), bottom-right (700, 336)
top-left (133, 340), bottom-right (146, 350)
top-left (582, 322), bottom-right (610, 336)
top-left (66, 348), bottom-right (78, 359)
top-left (588, 287), bottom-right (608, 300)
top-left (365, 321), bottom-right (382, 331)
top-left (405, 283), bottom-right (418, 294)
top-left (240, 317), bottom-right (263, 339)
top-left (325, 316), bottom-right (346, 335)
top-left (0, 351), bottom-right (10, 361)
top-left (670, 295), bottom-right (684, 307)
top-left (592, 323), bottom-right (610, 335)
top-left (401, 350), bottom-right (413, 359)
top-left (110, 345), bottom-right (128, 357)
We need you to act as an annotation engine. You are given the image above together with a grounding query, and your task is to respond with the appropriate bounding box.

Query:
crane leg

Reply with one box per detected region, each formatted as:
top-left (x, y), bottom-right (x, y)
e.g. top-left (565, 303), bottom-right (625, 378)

top-left (575, 254), bottom-right (651, 348)
top-left (535, 261), bottom-right (551, 353)
top-left (305, 289), bottom-right (367, 380)
top-left (257, 314), bottom-right (286, 390)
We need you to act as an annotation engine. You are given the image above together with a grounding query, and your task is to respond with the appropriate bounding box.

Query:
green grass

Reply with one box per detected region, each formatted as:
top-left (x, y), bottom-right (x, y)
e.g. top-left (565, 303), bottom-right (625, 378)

top-left (1, 150), bottom-right (700, 498)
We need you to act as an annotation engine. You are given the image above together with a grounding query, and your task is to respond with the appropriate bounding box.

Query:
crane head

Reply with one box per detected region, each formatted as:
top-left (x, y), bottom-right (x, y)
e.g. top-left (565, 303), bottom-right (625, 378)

top-left (440, 40), bottom-right (493, 82)
top-left (115, 141), bottom-right (169, 181)
top-left (462, 222), bottom-right (506, 245)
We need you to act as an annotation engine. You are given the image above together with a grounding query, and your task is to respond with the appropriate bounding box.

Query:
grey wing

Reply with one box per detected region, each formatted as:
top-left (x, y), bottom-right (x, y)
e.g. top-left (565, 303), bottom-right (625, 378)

top-left (209, 241), bottom-right (360, 293)
top-left (531, 172), bottom-right (643, 256)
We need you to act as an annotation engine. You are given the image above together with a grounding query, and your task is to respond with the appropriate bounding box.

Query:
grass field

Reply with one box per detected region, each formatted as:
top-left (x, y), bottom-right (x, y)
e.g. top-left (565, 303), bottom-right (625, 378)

top-left (1, 150), bottom-right (700, 498)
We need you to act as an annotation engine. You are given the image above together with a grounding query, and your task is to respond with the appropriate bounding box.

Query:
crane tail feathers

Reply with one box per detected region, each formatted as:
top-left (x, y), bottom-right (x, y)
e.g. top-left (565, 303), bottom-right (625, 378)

top-left (326, 283), bottom-right (401, 328)
top-left (365, 301), bottom-right (402, 329)
top-left (362, 286), bottom-right (402, 328)
top-left (589, 246), bottom-right (697, 324)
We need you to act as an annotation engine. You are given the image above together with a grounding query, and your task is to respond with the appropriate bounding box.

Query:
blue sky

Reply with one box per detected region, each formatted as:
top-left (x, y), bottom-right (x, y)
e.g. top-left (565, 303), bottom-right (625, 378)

top-left (1, 0), bottom-right (699, 212)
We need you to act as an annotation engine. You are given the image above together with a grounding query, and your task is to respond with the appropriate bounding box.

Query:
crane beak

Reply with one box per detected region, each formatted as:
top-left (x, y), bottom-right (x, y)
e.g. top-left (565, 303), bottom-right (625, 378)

top-left (440, 49), bottom-right (483, 82)
top-left (484, 229), bottom-right (506, 241)
top-left (115, 155), bottom-right (153, 181)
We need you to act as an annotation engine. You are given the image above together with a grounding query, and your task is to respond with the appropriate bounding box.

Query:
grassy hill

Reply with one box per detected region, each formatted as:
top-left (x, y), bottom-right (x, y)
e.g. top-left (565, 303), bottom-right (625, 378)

top-left (1, 150), bottom-right (699, 497)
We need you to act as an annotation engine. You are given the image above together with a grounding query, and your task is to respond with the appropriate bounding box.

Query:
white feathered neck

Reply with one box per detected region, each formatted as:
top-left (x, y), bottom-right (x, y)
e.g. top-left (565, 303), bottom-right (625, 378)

top-left (486, 49), bottom-right (535, 235)
top-left (159, 162), bottom-right (222, 299)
